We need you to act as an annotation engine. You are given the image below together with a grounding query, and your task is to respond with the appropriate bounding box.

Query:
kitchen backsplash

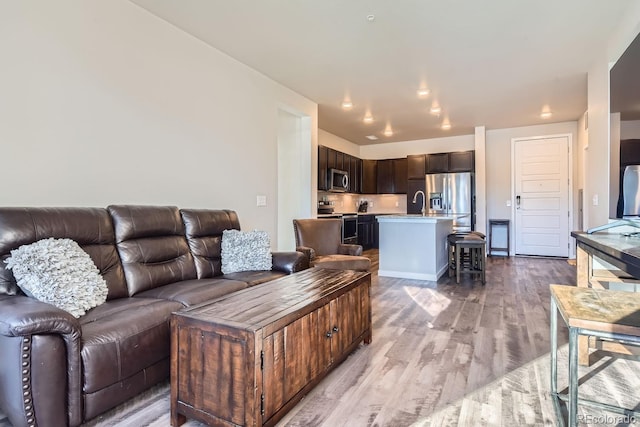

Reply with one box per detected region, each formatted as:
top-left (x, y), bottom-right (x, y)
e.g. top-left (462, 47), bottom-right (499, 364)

top-left (318, 192), bottom-right (407, 214)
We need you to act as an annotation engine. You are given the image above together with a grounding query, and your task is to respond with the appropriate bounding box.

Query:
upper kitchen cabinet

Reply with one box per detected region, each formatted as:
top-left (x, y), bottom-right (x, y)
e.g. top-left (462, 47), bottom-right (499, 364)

top-left (349, 156), bottom-right (362, 193)
top-left (361, 160), bottom-right (378, 194)
top-left (318, 145), bottom-right (328, 190)
top-left (426, 151), bottom-right (475, 174)
top-left (393, 158), bottom-right (408, 194)
top-left (376, 159), bottom-right (394, 194)
top-left (326, 148), bottom-right (344, 171)
top-left (449, 151), bottom-right (475, 172)
top-left (426, 153), bottom-right (449, 173)
top-left (376, 158), bottom-right (407, 194)
top-left (342, 154), bottom-right (361, 193)
top-left (407, 154), bottom-right (426, 179)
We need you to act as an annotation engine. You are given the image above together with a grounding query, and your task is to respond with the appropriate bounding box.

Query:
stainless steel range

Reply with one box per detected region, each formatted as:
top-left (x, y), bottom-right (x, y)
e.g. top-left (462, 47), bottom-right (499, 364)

top-left (341, 213), bottom-right (358, 244)
top-left (316, 212), bottom-right (358, 244)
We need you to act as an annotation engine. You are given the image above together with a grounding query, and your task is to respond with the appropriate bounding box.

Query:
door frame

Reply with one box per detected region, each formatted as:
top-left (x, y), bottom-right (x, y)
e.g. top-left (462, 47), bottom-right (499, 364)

top-left (510, 133), bottom-right (574, 258)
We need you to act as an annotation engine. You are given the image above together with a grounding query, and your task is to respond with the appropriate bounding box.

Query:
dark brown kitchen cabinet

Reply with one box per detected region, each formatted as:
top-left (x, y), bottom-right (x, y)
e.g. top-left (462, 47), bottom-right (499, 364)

top-left (326, 147), bottom-right (338, 171)
top-left (335, 151), bottom-right (345, 171)
top-left (349, 157), bottom-right (361, 193)
top-left (376, 159), bottom-right (394, 194)
top-left (425, 151), bottom-right (475, 174)
top-left (407, 154), bottom-right (426, 179)
top-left (407, 179), bottom-right (426, 214)
top-left (318, 145), bottom-right (328, 190)
top-left (361, 160), bottom-right (378, 194)
top-left (426, 153), bottom-right (449, 173)
top-left (357, 215), bottom-right (375, 250)
top-left (393, 158), bottom-right (407, 194)
top-left (449, 151), bottom-right (475, 172)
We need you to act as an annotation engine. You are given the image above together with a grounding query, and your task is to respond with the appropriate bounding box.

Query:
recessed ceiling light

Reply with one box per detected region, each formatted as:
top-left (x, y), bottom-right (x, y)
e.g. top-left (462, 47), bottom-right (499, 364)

top-left (417, 88), bottom-right (430, 98)
top-left (540, 111), bottom-right (552, 119)
top-left (430, 105), bottom-right (442, 115)
top-left (342, 101), bottom-right (353, 110)
top-left (365, 135), bottom-right (378, 140)
top-left (363, 114), bottom-right (374, 124)
top-left (383, 128), bottom-right (393, 137)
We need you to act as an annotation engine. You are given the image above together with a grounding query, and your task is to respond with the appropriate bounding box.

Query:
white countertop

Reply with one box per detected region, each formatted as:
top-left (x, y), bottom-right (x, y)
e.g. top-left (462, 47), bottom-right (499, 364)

top-left (376, 214), bottom-right (456, 223)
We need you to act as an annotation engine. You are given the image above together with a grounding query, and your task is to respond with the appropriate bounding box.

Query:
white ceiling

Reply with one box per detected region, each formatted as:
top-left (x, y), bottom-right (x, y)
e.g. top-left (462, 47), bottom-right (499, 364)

top-left (131, 0), bottom-right (635, 145)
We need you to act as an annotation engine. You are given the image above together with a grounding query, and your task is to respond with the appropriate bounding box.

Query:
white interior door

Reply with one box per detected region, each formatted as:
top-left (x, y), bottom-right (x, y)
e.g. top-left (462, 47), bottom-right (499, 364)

top-left (514, 136), bottom-right (570, 257)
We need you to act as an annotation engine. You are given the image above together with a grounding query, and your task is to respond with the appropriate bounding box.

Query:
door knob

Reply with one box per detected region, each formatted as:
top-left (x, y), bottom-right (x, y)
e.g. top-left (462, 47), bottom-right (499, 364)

top-left (333, 326), bottom-right (339, 333)
top-left (516, 195), bottom-right (521, 209)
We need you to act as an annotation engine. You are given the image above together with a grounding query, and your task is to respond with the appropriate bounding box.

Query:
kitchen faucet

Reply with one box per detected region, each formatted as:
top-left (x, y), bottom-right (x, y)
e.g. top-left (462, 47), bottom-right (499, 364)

top-left (412, 190), bottom-right (426, 216)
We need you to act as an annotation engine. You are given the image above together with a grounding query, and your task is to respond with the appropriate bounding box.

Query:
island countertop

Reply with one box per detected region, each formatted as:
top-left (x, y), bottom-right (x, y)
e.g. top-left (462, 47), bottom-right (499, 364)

top-left (376, 214), bottom-right (456, 223)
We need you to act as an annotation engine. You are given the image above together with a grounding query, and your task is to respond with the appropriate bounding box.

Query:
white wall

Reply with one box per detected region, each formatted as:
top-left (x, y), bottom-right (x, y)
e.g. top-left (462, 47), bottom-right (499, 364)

top-left (318, 129), bottom-right (360, 157)
top-left (587, 3), bottom-right (640, 228)
top-left (359, 135), bottom-right (475, 159)
top-left (0, 1), bottom-right (317, 247)
top-left (577, 112), bottom-right (588, 230)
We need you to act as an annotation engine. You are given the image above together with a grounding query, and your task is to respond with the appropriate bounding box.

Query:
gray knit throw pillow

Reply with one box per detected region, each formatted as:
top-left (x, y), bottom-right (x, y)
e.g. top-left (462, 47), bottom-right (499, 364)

top-left (221, 230), bottom-right (272, 274)
top-left (4, 238), bottom-right (108, 317)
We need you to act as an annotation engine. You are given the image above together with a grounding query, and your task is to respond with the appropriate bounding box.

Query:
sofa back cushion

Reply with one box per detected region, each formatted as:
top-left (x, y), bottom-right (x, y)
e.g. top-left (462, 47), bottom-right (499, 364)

top-left (180, 209), bottom-right (241, 278)
top-left (108, 205), bottom-right (197, 296)
top-left (0, 207), bottom-right (128, 299)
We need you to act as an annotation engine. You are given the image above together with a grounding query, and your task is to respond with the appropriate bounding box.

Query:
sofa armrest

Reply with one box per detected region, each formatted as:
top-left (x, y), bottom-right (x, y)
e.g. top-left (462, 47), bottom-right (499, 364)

top-left (296, 245), bottom-right (316, 263)
top-left (271, 251), bottom-right (309, 274)
top-left (0, 295), bottom-right (83, 426)
top-left (0, 295), bottom-right (81, 337)
top-left (338, 244), bottom-right (363, 256)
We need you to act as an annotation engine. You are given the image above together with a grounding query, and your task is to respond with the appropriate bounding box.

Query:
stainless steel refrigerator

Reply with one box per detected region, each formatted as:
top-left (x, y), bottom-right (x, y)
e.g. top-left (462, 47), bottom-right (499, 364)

top-left (622, 164), bottom-right (640, 217)
top-left (425, 172), bottom-right (473, 231)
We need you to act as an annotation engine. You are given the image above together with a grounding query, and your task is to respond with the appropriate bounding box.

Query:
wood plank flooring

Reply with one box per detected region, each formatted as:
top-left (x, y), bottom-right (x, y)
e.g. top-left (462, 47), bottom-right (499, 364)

top-left (3, 252), bottom-right (640, 426)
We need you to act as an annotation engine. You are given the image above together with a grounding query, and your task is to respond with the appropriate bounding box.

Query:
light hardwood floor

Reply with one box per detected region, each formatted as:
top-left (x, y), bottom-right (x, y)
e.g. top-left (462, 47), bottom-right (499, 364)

top-left (277, 252), bottom-right (640, 426)
top-left (4, 252), bottom-right (640, 426)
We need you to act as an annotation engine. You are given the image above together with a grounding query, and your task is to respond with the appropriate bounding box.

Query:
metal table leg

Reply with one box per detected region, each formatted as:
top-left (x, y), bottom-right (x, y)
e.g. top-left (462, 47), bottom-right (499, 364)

top-left (568, 327), bottom-right (579, 426)
top-left (550, 298), bottom-right (565, 427)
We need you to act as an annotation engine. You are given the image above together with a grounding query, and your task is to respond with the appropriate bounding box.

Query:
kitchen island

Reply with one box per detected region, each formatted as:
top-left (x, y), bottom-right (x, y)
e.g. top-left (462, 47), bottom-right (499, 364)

top-left (376, 215), bottom-right (454, 281)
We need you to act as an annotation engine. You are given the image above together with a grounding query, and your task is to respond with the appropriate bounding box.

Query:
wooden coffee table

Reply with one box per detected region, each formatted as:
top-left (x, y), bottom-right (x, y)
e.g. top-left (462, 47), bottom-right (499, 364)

top-left (170, 268), bottom-right (372, 427)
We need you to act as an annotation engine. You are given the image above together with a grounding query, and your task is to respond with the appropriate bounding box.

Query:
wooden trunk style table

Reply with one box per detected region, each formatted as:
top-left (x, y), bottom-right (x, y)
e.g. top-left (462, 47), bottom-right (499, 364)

top-left (170, 268), bottom-right (371, 427)
top-left (550, 284), bottom-right (640, 427)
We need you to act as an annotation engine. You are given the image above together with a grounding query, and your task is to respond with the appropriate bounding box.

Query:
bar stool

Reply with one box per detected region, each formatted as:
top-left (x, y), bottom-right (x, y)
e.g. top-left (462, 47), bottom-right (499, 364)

top-left (447, 232), bottom-right (486, 285)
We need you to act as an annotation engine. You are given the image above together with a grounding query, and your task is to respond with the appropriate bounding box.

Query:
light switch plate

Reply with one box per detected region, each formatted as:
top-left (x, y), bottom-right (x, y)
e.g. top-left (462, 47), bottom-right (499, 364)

top-left (256, 195), bottom-right (267, 207)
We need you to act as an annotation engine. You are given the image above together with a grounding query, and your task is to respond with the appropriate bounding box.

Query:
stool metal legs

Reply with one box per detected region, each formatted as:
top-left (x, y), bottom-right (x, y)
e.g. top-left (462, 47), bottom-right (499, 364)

top-left (551, 296), bottom-right (640, 427)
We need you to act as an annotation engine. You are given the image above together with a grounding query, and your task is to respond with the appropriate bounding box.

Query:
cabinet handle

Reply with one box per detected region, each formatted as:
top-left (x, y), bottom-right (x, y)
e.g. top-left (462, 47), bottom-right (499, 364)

top-left (326, 331), bottom-right (332, 338)
top-left (333, 326), bottom-right (339, 333)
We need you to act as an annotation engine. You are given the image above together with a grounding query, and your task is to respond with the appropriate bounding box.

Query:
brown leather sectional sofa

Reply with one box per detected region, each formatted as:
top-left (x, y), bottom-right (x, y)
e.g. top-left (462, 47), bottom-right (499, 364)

top-left (0, 205), bottom-right (308, 427)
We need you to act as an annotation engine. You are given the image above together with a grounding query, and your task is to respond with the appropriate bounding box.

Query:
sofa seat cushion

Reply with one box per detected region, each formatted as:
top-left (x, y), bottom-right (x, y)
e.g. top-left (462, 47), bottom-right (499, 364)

top-left (312, 255), bottom-right (371, 272)
top-left (134, 278), bottom-right (248, 307)
top-left (221, 270), bottom-right (287, 287)
top-left (80, 297), bottom-right (183, 394)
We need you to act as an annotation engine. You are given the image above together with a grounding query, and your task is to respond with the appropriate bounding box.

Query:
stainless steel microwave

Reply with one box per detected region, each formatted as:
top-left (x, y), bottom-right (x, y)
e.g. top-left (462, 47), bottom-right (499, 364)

top-left (328, 168), bottom-right (349, 192)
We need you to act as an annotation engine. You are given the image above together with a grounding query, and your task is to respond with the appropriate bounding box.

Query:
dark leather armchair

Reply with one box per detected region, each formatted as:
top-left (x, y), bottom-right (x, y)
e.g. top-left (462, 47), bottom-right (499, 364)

top-left (293, 218), bottom-right (371, 271)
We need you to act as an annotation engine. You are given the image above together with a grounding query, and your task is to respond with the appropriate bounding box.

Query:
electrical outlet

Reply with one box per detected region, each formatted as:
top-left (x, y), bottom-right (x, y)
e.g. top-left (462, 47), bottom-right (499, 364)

top-left (395, 201), bottom-right (399, 207)
top-left (506, 200), bottom-right (511, 207)
top-left (256, 195), bottom-right (267, 207)
top-left (592, 194), bottom-right (599, 206)
top-left (369, 201), bottom-right (374, 207)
